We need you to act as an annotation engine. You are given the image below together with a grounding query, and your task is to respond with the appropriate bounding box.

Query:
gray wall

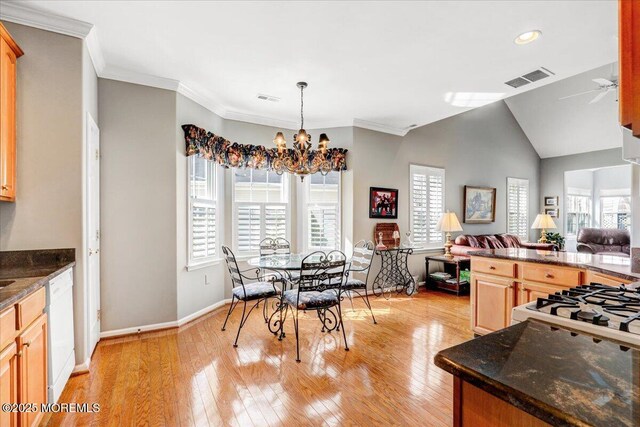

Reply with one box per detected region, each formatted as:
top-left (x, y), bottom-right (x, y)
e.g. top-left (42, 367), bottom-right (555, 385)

top-left (540, 148), bottom-right (625, 234)
top-left (0, 22), bottom-right (90, 364)
top-left (175, 94), bottom-right (226, 319)
top-left (99, 79), bottom-right (178, 330)
top-left (352, 101), bottom-right (541, 244)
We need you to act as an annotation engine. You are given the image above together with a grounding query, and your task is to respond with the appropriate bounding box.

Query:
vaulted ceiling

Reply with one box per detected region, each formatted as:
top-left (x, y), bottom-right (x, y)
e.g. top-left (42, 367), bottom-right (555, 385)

top-left (1, 0), bottom-right (617, 139)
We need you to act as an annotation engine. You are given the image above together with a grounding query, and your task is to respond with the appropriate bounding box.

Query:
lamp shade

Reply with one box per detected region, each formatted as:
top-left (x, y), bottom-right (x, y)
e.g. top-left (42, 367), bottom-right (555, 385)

top-left (437, 212), bottom-right (463, 232)
top-left (531, 214), bottom-right (556, 229)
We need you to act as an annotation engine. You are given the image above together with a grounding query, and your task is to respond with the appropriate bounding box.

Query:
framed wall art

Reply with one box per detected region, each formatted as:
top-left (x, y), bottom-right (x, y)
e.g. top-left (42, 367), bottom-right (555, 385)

top-left (369, 187), bottom-right (398, 219)
top-left (544, 196), bottom-right (559, 207)
top-left (464, 186), bottom-right (496, 223)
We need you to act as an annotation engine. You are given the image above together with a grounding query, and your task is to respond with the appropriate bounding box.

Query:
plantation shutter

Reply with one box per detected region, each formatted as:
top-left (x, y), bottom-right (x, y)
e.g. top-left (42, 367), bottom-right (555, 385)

top-left (265, 204), bottom-right (287, 239)
top-left (507, 178), bottom-right (529, 241)
top-left (308, 204), bottom-right (340, 249)
top-left (191, 203), bottom-right (216, 258)
top-left (236, 204), bottom-right (262, 253)
top-left (410, 165), bottom-right (445, 247)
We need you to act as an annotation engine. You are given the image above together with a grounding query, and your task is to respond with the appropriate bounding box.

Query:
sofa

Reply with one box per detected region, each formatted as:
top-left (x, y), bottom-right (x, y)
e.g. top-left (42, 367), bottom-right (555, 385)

top-left (576, 228), bottom-right (630, 256)
top-left (450, 233), bottom-right (556, 256)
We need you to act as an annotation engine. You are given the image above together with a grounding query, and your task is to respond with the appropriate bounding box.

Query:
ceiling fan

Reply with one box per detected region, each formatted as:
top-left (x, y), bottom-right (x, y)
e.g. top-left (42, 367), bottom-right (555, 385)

top-left (559, 78), bottom-right (618, 104)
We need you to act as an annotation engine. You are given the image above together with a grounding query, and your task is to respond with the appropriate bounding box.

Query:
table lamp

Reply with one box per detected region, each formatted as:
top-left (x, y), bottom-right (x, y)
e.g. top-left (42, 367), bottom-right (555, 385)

top-left (531, 213), bottom-right (556, 243)
top-left (437, 211), bottom-right (463, 258)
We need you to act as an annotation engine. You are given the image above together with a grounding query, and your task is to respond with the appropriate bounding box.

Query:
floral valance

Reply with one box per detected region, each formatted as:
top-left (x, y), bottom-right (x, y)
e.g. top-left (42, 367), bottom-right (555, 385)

top-left (183, 124), bottom-right (348, 172)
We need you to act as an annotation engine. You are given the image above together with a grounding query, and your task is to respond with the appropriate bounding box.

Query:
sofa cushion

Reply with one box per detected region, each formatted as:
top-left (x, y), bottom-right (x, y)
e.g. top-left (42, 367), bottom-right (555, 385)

top-left (485, 235), bottom-right (505, 249)
top-left (499, 234), bottom-right (521, 248)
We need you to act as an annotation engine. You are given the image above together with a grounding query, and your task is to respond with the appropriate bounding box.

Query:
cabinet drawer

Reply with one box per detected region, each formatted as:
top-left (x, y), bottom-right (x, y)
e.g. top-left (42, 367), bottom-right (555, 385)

top-left (16, 287), bottom-right (45, 331)
top-left (0, 305), bottom-right (17, 350)
top-left (472, 258), bottom-right (515, 278)
top-left (521, 264), bottom-right (581, 287)
top-left (585, 271), bottom-right (631, 287)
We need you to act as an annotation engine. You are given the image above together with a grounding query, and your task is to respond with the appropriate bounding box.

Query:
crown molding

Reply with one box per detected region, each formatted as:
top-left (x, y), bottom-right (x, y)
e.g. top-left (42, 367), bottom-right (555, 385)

top-left (0, 1), bottom-right (92, 38)
top-left (352, 119), bottom-right (408, 136)
top-left (1, 2), bottom-right (408, 137)
top-left (100, 65), bottom-right (180, 91)
top-left (177, 82), bottom-right (228, 119)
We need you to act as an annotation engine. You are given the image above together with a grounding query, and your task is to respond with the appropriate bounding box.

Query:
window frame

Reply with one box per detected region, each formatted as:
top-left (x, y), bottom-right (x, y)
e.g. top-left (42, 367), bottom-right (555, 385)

top-left (506, 177), bottom-right (529, 242)
top-left (187, 156), bottom-right (219, 268)
top-left (300, 172), bottom-right (342, 252)
top-left (599, 195), bottom-right (631, 231)
top-left (409, 164), bottom-right (446, 249)
top-left (232, 169), bottom-right (291, 257)
top-left (565, 191), bottom-right (592, 237)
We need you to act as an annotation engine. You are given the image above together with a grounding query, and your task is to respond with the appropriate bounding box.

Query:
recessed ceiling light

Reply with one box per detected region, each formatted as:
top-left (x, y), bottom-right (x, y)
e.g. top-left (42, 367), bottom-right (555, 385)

top-left (514, 30), bottom-right (541, 45)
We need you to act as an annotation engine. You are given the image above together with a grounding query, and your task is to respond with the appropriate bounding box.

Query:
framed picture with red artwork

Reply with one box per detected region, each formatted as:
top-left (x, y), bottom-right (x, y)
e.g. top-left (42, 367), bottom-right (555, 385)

top-left (369, 187), bottom-right (398, 219)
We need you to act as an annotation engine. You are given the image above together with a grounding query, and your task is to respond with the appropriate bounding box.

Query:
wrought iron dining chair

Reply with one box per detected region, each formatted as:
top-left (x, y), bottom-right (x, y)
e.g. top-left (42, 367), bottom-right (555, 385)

top-left (221, 246), bottom-right (281, 347)
top-left (259, 237), bottom-right (299, 284)
top-left (342, 240), bottom-right (377, 324)
top-left (281, 250), bottom-right (348, 362)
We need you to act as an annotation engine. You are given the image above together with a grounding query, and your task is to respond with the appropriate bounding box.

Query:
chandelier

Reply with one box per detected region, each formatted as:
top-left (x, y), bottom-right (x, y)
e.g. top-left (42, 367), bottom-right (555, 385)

top-left (272, 82), bottom-right (332, 181)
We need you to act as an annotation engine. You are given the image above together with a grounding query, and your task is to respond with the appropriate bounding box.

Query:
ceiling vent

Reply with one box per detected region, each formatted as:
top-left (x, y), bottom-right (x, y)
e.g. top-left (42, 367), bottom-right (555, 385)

top-left (505, 77), bottom-right (531, 88)
top-left (257, 93), bottom-right (280, 102)
top-left (505, 67), bottom-right (555, 88)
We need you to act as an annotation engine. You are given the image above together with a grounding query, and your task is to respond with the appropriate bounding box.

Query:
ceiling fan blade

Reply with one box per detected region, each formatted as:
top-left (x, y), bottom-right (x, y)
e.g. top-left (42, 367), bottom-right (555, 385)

top-left (588, 90), bottom-right (610, 104)
top-left (558, 89), bottom-right (600, 100)
top-left (592, 78), bottom-right (615, 86)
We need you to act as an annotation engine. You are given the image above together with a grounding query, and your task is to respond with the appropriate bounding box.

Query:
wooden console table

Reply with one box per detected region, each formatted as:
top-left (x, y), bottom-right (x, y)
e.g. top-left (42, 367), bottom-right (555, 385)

top-left (425, 255), bottom-right (471, 296)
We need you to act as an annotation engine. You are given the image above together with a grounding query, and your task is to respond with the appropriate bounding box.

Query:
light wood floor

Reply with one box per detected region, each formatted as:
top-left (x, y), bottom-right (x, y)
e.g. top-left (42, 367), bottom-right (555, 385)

top-left (44, 290), bottom-right (472, 427)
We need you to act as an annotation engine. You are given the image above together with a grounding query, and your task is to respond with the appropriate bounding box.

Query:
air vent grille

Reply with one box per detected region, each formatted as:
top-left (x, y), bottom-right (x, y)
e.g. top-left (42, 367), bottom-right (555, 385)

top-left (257, 94), bottom-right (280, 102)
top-left (505, 77), bottom-right (531, 88)
top-left (522, 69), bottom-right (549, 82)
top-left (505, 67), bottom-right (554, 88)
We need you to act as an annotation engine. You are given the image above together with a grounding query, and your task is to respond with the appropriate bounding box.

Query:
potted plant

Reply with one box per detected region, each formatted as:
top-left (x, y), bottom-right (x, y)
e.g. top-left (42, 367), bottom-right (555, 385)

top-left (543, 231), bottom-right (565, 250)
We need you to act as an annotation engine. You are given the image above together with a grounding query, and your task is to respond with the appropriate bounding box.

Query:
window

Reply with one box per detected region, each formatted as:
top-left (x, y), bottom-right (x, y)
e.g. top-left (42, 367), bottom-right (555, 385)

top-left (410, 165), bottom-right (445, 247)
top-left (188, 156), bottom-right (217, 264)
top-left (233, 169), bottom-right (289, 255)
top-left (303, 172), bottom-right (341, 251)
top-left (507, 178), bottom-right (529, 241)
top-left (566, 192), bottom-right (592, 236)
top-left (600, 196), bottom-right (631, 231)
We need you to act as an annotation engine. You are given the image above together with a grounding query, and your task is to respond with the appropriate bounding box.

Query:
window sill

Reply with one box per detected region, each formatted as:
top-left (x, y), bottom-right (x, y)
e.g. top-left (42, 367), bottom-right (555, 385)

top-left (186, 259), bottom-right (222, 271)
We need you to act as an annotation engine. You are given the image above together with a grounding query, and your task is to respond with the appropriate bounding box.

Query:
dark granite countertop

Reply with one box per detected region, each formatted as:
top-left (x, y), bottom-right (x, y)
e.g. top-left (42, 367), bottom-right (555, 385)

top-left (435, 319), bottom-right (640, 427)
top-left (0, 249), bottom-right (75, 311)
top-left (468, 248), bottom-right (640, 282)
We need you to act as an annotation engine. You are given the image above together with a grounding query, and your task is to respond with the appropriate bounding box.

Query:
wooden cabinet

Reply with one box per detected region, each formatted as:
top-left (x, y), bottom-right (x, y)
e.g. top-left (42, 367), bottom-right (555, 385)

top-left (0, 342), bottom-right (19, 427)
top-left (0, 23), bottom-right (23, 202)
top-left (18, 314), bottom-right (47, 427)
top-left (0, 288), bottom-right (47, 427)
top-left (471, 273), bottom-right (515, 335)
top-left (470, 255), bottom-right (632, 335)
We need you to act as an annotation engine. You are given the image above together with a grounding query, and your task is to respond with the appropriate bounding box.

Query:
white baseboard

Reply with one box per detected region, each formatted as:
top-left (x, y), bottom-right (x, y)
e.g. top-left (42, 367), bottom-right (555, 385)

top-left (72, 358), bottom-right (90, 374)
top-left (99, 299), bottom-right (232, 339)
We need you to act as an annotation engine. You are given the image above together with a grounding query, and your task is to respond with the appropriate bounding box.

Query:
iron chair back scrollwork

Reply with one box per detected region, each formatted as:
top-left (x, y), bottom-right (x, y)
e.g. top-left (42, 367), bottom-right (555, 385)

top-left (259, 237), bottom-right (300, 285)
top-left (221, 246), bottom-right (281, 347)
top-left (259, 237), bottom-right (292, 256)
top-left (342, 240), bottom-right (377, 324)
top-left (282, 250), bottom-right (348, 362)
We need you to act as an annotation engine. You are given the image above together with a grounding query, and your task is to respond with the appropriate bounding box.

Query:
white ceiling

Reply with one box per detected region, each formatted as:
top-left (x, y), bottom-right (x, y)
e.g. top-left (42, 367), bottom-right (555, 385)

top-left (2, 1), bottom-right (618, 136)
top-left (505, 63), bottom-right (622, 158)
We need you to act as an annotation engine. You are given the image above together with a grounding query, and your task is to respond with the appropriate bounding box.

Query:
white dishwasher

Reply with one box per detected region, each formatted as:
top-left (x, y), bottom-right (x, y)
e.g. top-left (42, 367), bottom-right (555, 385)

top-left (46, 268), bottom-right (76, 403)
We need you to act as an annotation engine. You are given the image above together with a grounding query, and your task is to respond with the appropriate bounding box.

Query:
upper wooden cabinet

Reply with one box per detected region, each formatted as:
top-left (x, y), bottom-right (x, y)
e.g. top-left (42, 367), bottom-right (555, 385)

top-left (619, 0), bottom-right (640, 136)
top-left (0, 23), bottom-right (23, 202)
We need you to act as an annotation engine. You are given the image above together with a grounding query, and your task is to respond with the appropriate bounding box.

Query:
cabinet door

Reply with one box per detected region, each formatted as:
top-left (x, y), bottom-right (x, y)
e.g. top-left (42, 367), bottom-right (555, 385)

top-left (472, 274), bottom-right (515, 335)
top-left (18, 314), bottom-right (47, 427)
top-left (0, 35), bottom-right (17, 202)
top-left (517, 282), bottom-right (566, 306)
top-left (0, 342), bottom-right (18, 427)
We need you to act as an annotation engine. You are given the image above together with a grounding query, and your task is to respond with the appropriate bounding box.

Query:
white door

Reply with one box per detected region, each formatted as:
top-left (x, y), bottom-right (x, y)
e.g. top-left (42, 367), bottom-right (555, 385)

top-left (86, 113), bottom-right (101, 356)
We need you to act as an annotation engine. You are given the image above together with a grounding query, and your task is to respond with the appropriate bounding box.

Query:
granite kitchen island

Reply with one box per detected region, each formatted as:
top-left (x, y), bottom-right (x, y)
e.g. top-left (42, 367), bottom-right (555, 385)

top-left (435, 319), bottom-right (639, 427)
